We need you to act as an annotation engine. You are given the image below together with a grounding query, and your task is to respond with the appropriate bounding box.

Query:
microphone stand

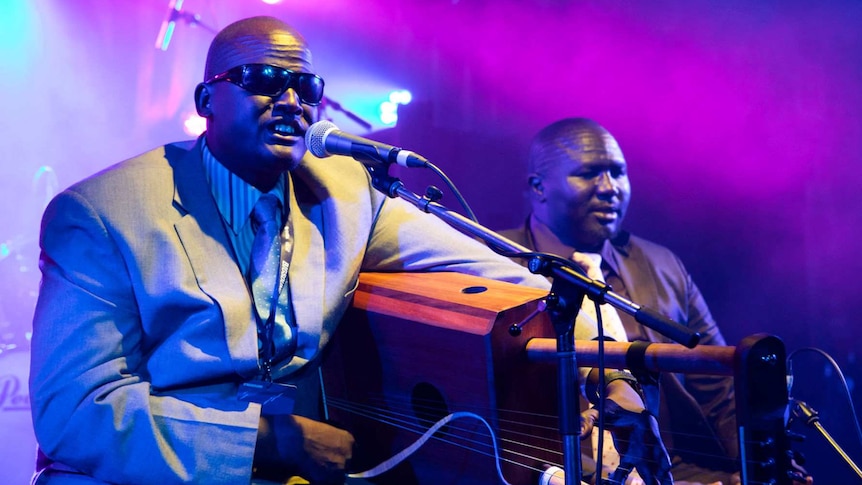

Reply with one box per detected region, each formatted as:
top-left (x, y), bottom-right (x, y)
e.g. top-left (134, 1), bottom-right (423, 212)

top-left (322, 97), bottom-right (373, 131)
top-left (154, 0), bottom-right (217, 51)
top-left (792, 399), bottom-right (862, 480)
top-left (365, 165), bottom-right (701, 485)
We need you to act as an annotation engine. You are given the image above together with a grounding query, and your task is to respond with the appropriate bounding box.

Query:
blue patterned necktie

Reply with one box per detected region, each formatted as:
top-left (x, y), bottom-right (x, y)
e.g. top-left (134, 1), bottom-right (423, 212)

top-left (248, 194), bottom-right (282, 323)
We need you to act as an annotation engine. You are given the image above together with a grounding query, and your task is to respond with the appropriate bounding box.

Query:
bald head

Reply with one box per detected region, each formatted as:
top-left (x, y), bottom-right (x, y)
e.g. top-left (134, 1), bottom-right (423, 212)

top-left (528, 117), bottom-right (624, 176)
top-left (204, 16), bottom-right (310, 80)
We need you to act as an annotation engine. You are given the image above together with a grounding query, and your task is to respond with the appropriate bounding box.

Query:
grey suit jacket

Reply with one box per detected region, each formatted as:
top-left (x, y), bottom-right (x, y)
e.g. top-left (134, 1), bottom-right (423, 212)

top-left (499, 220), bottom-right (738, 476)
top-left (30, 138), bottom-right (548, 484)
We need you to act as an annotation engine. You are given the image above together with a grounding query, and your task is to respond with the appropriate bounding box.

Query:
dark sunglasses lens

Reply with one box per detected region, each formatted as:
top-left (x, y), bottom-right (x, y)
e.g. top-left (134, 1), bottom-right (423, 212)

top-left (243, 65), bottom-right (288, 96)
top-left (297, 75), bottom-right (324, 105)
top-left (242, 66), bottom-right (324, 104)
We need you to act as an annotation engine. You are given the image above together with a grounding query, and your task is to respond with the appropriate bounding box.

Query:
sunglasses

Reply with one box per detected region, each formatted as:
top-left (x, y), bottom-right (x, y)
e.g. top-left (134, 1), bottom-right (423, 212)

top-left (206, 64), bottom-right (325, 106)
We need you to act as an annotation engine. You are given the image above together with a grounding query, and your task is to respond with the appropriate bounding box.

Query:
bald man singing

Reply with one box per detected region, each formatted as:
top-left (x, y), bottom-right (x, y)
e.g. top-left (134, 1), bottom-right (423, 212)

top-left (28, 16), bottom-right (550, 485)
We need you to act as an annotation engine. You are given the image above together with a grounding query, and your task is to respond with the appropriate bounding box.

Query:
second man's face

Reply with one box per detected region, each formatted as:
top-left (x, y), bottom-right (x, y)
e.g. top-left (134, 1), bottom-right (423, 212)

top-left (538, 130), bottom-right (631, 252)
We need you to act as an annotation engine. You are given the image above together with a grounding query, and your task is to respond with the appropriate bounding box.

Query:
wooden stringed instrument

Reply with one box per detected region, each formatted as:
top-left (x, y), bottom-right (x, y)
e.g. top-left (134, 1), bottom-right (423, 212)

top-left (321, 272), bottom-right (797, 485)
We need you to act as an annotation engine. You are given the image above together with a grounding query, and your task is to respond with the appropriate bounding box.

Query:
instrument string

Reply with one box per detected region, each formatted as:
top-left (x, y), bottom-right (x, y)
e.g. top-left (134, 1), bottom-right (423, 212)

top-left (328, 396), bottom-right (550, 464)
top-left (327, 396), bottom-right (553, 478)
top-left (348, 411), bottom-right (513, 482)
top-left (336, 392), bottom-right (563, 457)
top-left (329, 395), bottom-right (634, 483)
top-left (376, 391), bottom-right (741, 465)
top-left (327, 396), bottom-right (499, 459)
top-left (328, 389), bottom-right (787, 483)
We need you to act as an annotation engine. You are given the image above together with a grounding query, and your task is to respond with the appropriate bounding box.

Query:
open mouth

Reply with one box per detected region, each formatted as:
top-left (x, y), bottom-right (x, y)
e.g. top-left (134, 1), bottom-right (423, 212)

top-left (591, 207), bottom-right (619, 222)
top-left (271, 122), bottom-right (300, 137)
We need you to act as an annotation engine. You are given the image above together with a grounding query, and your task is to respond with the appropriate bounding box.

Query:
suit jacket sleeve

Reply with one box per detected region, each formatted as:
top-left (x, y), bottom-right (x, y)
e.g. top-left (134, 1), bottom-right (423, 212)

top-left (644, 242), bottom-right (738, 460)
top-left (679, 266), bottom-right (739, 459)
top-left (360, 188), bottom-right (551, 288)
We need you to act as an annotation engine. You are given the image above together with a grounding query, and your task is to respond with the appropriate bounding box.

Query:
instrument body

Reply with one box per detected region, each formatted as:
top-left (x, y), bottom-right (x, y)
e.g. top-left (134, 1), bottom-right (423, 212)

top-left (322, 272), bottom-right (794, 485)
top-left (323, 271), bottom-right (559, 484)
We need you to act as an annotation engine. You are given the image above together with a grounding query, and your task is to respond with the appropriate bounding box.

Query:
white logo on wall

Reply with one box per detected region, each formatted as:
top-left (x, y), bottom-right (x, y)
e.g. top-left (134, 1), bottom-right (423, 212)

top-left (0, 369), bottom-right (30, 412)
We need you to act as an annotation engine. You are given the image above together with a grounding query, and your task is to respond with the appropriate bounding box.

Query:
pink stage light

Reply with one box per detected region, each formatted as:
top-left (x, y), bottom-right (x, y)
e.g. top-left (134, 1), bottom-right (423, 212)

top-left (183, 113), bottom-right (207, 137)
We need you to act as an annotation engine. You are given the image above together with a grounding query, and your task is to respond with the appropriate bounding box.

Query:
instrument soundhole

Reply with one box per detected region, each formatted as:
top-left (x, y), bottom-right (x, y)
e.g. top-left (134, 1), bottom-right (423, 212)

top-left (411, 382), bottom-right (449, 431)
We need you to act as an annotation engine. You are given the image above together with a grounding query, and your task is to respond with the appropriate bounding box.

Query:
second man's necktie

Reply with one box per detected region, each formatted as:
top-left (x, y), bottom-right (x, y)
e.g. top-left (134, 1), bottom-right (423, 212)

top-left (571, 251), bottom-right (633, 481)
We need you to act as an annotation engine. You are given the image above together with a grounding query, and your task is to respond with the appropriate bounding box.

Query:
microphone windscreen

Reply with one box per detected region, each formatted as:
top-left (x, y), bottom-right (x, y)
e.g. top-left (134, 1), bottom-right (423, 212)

top-left (305, 120), bottom-right (338, 158)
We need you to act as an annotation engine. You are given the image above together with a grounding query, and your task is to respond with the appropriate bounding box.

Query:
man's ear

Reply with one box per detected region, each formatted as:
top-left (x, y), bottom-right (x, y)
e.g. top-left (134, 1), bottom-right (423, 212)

top-left (194, 83), bottom-right (212, 116)
top-left (528, 173), bottom-right (544, 200)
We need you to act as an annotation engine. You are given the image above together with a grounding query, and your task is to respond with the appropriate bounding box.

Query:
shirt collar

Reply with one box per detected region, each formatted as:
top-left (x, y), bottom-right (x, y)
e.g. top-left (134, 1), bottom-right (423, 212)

top-left (201, 136), bottom-right (286, 235)
top-left (528, 213), bottom-right (576, 259)
top-left (527, 213), bottom-right (623, 276)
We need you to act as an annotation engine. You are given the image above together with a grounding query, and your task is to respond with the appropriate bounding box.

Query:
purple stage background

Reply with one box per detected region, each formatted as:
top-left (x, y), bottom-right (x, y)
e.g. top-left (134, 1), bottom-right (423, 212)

top-left (1, 0), bottom-right (860, 483)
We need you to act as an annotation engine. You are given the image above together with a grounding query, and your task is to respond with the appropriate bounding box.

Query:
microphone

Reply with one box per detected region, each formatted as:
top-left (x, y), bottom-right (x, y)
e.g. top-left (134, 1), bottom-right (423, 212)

top-left (305, 120), bottom-right (429, 168)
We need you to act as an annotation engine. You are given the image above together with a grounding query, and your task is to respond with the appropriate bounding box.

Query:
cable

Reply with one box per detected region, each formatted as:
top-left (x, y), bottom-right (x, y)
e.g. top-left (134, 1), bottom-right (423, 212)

top-left (422, 160), bottom-right (479, 223)
top-left (347, 411), bottom-right (514, 485)
top-left (787, 347), bottom-right (862, 447)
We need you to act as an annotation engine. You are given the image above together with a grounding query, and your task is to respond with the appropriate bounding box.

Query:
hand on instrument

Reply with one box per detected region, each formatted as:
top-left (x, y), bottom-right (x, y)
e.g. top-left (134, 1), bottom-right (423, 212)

top-left (256, 414), bottom-right (355, 485)
top-left (580, 379), bottom-right (673, 485)
top-left (789, 459), bottom-right (814, 485)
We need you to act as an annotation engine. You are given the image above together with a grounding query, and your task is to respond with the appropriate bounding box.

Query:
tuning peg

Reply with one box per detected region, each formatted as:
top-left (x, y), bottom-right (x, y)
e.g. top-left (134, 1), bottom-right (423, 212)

top-left (789, 449), bottom-right (807, 466)
top-left (508, 299), bottom-right (547, 336)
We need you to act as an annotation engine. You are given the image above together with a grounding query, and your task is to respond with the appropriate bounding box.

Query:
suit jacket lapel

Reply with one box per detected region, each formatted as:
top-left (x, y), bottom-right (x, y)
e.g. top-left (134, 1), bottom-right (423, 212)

top-left (603, 238), bottom-right (667, 342)
top-left (169, 139), bottom-right (259, 375)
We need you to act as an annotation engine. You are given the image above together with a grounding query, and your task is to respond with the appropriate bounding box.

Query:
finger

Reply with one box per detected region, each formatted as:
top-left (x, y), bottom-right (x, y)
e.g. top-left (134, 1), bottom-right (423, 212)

top-left (580, 409), bottom-right (598, 438)
top-left (634, 466), bottom-right (653, 485)
top-left (633, 458), bottom-right (670, 485)
top-left (654, 455), bottom-right (673, 485)
top-left (608, 464), bottom-right (633, 484)
top-left (657, 469), bottom-right (674, 485)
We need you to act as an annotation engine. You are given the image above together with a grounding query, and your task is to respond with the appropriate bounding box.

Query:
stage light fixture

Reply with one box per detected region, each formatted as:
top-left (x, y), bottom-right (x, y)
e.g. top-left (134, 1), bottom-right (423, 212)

top-left (379, 90), bottom-right (412, 126)
top-left (389, 90), bottom-right (413, 105)
top-left (380, 101), bottom-right (398, 125)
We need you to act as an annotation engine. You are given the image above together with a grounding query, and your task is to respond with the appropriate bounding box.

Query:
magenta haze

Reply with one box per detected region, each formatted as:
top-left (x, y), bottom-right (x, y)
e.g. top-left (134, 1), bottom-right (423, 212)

top-left (1, 1), bottom-right (860, 482)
